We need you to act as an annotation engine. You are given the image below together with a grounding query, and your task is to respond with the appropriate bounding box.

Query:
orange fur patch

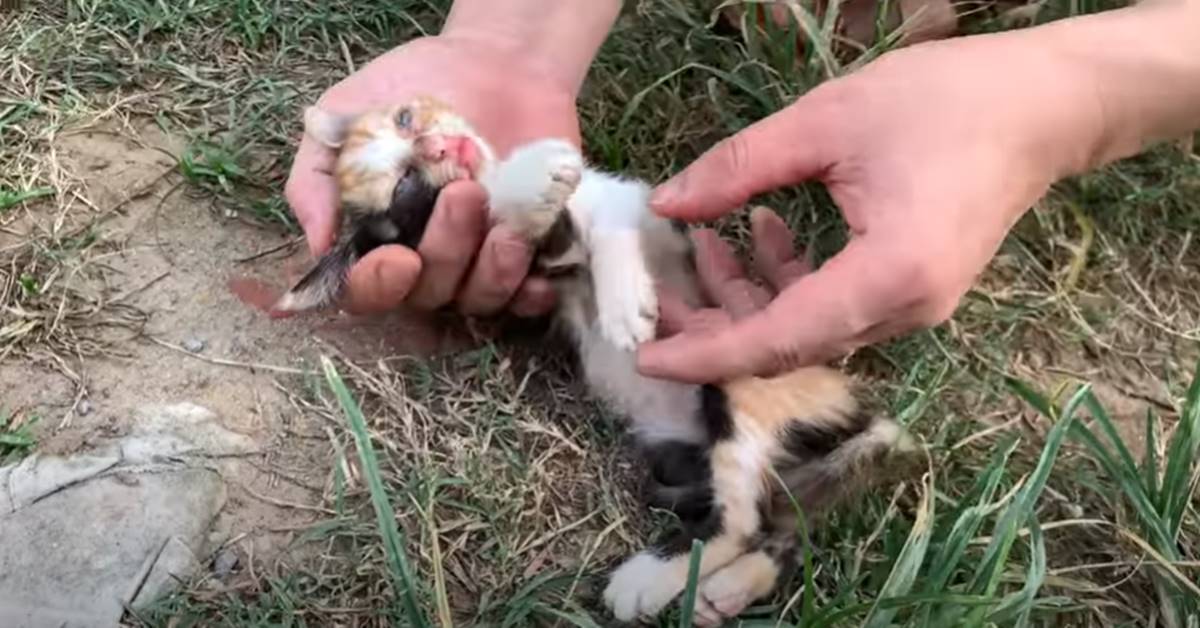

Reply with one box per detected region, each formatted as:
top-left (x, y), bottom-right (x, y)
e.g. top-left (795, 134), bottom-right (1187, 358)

top-left (723, 366), bottom-right (856, 431)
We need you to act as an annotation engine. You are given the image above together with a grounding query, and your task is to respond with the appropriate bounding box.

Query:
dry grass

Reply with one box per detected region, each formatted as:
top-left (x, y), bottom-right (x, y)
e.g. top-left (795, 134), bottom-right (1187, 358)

top-left (1, 0), bottom-right (1198, 626)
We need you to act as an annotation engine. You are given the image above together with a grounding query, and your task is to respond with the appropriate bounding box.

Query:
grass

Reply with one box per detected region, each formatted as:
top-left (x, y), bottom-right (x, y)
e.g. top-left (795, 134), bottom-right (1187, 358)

top-left (1, 0), bottom-right (1198, 626)
top-left (0, 409), bottom-right (38, 466)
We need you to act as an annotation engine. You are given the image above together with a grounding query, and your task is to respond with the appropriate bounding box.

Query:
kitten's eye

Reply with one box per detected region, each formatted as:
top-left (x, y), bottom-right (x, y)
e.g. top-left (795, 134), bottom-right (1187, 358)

top-left (395, 108), bottom-right (412, 129)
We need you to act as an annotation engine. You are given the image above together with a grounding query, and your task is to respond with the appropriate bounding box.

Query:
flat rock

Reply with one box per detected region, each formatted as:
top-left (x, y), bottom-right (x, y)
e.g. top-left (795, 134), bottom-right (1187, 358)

top-left (0, 402), bottom-right (254, 628)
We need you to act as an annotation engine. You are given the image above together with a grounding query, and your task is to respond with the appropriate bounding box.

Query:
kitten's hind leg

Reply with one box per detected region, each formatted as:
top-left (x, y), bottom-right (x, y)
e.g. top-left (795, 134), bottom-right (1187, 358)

top-left (603, 386), bottom-right (766, 621)
top-left (693, 550), bottom-right (784, 627)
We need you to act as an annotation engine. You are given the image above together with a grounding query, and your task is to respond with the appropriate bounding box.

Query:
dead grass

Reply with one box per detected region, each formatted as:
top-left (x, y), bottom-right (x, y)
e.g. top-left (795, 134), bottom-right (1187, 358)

top-left (2, 0), bottom-right (1198, 626)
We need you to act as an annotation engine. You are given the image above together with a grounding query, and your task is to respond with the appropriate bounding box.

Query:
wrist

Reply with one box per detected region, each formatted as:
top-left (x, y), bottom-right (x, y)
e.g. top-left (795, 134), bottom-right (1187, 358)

top-left (1030, 1), bottom-right (1200, 176)
top-left (441, 0), bottom-right (621, 97)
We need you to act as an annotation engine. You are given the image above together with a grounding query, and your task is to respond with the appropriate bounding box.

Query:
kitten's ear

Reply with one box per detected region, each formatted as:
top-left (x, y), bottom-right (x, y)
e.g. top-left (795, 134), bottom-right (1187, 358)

top-left (304, 106), bottom-right (353, 148)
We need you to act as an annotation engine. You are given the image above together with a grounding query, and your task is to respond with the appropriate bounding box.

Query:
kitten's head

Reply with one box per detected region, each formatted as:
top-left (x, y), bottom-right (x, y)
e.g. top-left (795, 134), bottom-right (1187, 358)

top-left (270, 96), bottom-right (496, 316)
top-left (304, 95), bottom-right (496, 217)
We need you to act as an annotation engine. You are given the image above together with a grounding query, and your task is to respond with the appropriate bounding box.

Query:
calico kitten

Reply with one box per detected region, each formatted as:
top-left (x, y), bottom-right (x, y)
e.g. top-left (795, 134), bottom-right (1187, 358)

top-left (275, 96), bottom-right (914, 625)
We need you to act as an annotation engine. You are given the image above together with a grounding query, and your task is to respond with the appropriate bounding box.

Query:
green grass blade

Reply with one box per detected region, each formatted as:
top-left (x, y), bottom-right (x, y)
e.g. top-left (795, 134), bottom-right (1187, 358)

top-left (965, 384), bottom-right (1083, 624)
top-left (0, 186), bottom-right (54, 212)
top-left (619, 62), bottom-right (777, 131)
top-left (816, 593), bottom-right (999, 626)
top-left (321, 356), bottom-right (430, 628)
top-left (1144, 407), bottom-right (1160, 505)
top-left (1083, 392), bottom-right (1143, 489)
top-left (927, 437), bottom-right (1019, 590)
top-left (678, 539), bottom-right (703, 628)
top-left (863, 471), bottom-right (935, 628)
top-left (1004, 377), bottom-right (1056, 418)
top-left (1160, 357), bottom-right (1200, 534)
top-left (987, 513), bottom-right (1046, 625)
top-left (1070, 421), bottom-right (1176, 554)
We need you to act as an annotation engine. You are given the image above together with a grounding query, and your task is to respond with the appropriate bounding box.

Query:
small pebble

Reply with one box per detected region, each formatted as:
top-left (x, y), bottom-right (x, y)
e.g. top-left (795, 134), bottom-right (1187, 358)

top-left (212, 548), bottom-right (239, 578)
top-left (183, 338), bottom-right (206, 353)
top-left (77, 400), bottom-right (93, 416)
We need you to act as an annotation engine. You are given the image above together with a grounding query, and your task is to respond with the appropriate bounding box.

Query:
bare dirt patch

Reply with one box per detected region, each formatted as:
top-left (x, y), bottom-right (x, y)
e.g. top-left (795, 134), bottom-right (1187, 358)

top-left (3, 117), bottom-right (477, 570)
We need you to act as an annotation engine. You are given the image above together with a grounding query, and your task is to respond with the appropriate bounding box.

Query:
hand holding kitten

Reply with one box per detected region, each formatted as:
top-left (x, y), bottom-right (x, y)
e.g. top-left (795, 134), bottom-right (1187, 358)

top-left (284, 34), bottom-right (580, 317)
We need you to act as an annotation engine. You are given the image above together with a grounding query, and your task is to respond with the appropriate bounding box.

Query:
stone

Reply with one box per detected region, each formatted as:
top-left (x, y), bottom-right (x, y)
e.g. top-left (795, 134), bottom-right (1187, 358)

top-left (0, 402), bottom-right (255, 628)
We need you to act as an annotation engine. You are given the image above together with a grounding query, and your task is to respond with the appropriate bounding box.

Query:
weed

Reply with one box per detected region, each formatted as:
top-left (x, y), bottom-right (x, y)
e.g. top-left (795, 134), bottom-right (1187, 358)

top-left (0, 410), bottom-right (38, 466)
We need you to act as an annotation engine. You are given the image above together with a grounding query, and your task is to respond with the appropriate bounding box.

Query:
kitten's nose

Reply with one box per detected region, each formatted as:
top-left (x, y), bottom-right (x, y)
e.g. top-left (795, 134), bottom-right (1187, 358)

top-left (416, 135), bottom-right (478, 175)
top-left (416, 135), bottom-right (448, 161)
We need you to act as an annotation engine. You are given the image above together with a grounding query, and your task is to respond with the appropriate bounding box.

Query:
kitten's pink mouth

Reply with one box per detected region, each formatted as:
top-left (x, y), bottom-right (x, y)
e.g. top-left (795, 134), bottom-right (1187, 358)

top-left (417, 134), bottom-right (482, 180)
top-left (444, 136), bottom-right (480, 178)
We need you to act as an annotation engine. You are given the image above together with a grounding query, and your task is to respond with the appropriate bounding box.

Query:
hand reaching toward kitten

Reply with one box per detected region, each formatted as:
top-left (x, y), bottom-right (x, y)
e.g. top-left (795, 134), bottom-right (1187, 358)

top-left (637, 1), bottom-right (1200, 383)
top-left (284, 1), bottom-right (620, 317)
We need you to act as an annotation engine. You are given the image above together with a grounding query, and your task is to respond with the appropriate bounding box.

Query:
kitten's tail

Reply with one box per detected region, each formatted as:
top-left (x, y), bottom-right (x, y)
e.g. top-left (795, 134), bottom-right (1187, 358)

top-left (270, 237), bottom-right (358, 317)
top-left (770, 411), bottom-right (916, 521)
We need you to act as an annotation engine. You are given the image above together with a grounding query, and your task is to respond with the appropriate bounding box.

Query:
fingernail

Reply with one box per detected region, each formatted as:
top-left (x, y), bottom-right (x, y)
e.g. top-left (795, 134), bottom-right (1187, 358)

top-left (749, 205), bottom-right (775, 224)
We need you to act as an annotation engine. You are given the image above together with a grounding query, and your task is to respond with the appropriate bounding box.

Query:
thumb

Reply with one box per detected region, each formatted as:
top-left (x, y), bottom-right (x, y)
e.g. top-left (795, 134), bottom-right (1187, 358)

top-left (284, 134), bottom-right (341, 256)
top-left (635, 236), bottom-right (885, 383)
top-left (648, 95), bottom-right (836, 222)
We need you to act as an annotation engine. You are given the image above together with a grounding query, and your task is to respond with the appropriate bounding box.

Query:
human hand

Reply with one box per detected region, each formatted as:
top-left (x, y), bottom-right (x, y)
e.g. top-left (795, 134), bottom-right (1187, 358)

top-left (636, 31), bottom-right (1111, 384)
top-left (284, 34), bottom-right (580, 316)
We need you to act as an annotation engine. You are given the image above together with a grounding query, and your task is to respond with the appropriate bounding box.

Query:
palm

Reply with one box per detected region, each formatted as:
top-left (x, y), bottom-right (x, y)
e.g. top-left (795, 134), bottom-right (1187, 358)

top-left (315, 36), bottom-right (581, 156)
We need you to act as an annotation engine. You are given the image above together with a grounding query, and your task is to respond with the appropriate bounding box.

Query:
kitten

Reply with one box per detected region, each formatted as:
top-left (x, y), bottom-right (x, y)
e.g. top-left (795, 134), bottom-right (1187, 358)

top-left (274, 96), bottom-right (915, 625)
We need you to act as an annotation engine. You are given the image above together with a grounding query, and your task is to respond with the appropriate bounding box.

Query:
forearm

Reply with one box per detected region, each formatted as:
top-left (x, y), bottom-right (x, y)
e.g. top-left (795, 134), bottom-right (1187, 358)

top-left (442, 0), bottom-right (622, 96)
top-left (1036, 0), bottom-right (1200, 175)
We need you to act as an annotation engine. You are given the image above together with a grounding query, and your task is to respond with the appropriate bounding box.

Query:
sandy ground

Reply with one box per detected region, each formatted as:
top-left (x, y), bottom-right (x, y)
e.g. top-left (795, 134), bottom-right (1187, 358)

top-left (1, 118), bottom-right (474, 565)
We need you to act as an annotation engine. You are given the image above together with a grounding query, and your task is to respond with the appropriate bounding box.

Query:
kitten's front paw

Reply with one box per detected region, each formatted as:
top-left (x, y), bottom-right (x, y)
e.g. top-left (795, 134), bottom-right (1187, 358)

top-left (593, 235), bottom-right (658, 351)
top-left (487, 138), bottom-right (583, 241)
top-left (603, 552), bottom-right (684, 622)
top-left (542, 148), bottom-right (582, 210)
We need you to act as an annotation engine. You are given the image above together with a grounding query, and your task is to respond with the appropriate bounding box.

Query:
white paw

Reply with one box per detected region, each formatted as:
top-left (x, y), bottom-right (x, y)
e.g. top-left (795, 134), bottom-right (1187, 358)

top-left (691, 552), bottom-right (781, 627)
top-left (541, 147), bottom-right (582, 209)
top-left (603, 552), bottom-right (685, 622)
top-left (483, 138), bottom-right (583, 237)
top-left (592, 231), bottom-right (658, 351)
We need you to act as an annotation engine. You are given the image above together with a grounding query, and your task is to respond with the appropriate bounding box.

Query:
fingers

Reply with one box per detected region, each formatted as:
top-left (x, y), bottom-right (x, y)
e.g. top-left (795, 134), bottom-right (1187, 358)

top-left (509, 277), bottom-right (557, 318)
top-left (691, 229), bottom-right (772, 319)
top-left (456, 223), bottom-right (537, 316)
top-left (342, 245), bottom-right (423, 314)
top-left (750, 206), bottom-right (811, 290)
top-left (636, 236), bottom-right (897, 384)
top-left (284, 135), bottom-right (341, 256)
top-left (406, 182), bottom-right (489, 309)
top-left (648, 92), bottom-right (838, 223)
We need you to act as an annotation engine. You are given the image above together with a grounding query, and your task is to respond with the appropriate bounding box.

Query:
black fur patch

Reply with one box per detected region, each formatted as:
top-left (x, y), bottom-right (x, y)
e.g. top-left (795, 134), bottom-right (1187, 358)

top-left (699, 384), bottom-right (734, 443)
top-left (646, 441), bottom-right (709, 487)
top-left (536, 209), bottom-right (578, 260)
top-left (643, 441), bottom-right (713, 522)
top-left (338, 171), bottom-right (440, 260)
top-left (383, 170), bottom-right (440, 249)
top-left (653, 505), bottom-right (725, 558)
top-left (779, 410), bottom-right (873, 459)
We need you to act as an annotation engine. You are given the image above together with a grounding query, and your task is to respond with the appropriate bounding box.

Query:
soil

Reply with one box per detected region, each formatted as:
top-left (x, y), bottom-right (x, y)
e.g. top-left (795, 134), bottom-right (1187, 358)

top-left (1, 118), bottom-right (473, 566)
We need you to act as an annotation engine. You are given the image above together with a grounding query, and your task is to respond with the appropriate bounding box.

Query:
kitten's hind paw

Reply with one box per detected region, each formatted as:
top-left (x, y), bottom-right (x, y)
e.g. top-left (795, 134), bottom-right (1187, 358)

top-left (692, 551), bottom-right (781, 627)
top-left (592, 230), bottom-right (658, 351)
